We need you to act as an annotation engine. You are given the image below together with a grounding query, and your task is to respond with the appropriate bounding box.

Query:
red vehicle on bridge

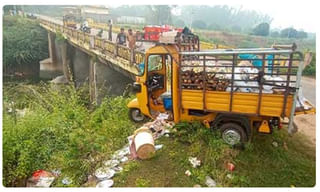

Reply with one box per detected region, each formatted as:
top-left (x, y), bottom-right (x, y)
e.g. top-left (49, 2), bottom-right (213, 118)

top-left (143, 25), bottom-right (183, 41)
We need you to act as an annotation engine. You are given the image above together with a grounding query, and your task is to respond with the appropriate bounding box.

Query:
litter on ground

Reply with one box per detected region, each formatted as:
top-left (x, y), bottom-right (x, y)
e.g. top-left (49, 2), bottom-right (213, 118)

top-left (205, 176), bottom-right (217, 187)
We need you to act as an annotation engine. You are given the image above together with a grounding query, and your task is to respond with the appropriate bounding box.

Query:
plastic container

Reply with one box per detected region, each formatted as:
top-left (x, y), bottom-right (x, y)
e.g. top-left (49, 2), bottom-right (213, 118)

top-left (163, 97), bottom-right (172, 110)
top-left (134, 127), bottom-right (155, 159)
top-left (161, 92), bottom-right (172, 110)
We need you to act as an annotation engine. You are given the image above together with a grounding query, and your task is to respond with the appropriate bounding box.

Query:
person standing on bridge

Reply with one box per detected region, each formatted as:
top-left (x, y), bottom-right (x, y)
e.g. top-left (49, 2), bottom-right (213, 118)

top-left (127, 29), bottom-right (136, 50)
top-left (108, 19), bottom-right (113, 41)
top-left (116, 28), bottom-right (126, 45)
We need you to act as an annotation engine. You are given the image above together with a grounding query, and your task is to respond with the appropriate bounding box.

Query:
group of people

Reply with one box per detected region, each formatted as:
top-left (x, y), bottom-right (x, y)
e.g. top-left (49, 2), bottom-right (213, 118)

top-left (116, 28), bottom-right (139, 49)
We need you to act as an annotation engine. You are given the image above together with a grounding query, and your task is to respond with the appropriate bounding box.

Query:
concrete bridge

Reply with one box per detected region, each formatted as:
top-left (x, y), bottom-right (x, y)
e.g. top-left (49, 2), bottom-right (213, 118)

top-left (38, 16), bottom-right (146, 104)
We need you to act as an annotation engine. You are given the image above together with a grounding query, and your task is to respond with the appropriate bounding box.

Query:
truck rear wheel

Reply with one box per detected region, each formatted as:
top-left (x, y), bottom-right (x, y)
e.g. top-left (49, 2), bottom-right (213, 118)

top-left (129, 108), bottom-right (146, 123)
top-left (220, 122), bottom-right (248, 145)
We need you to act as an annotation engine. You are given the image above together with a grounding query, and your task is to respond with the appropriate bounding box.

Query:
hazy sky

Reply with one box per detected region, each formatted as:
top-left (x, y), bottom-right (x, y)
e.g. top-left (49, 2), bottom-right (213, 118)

top-left (107, 0), bottom-right (317, 33)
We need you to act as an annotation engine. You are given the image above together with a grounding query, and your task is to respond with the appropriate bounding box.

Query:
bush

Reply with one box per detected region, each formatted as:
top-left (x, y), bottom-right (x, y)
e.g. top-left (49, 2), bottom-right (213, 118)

top-left (3, 16), bottom-right (48, 70)
top-left (3, 83), bottom-right (136, 186)
top-left (252, 22), bottom-right (270, 36)
top-left (302, 53), bottom-right (316, 76)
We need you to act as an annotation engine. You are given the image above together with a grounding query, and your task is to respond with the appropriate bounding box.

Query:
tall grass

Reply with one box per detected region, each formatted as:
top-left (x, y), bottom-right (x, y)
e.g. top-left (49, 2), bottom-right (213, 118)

top-left (2, 82), bottom-right (136, 186)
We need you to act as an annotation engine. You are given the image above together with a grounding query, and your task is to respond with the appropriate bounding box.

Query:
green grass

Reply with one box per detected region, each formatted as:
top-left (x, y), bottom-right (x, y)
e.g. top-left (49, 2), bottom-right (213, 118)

top-left (113, 122), bottom-right (315, 187)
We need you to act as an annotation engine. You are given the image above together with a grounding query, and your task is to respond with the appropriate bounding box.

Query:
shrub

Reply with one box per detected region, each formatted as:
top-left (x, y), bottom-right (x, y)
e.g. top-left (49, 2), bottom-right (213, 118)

top-left (3, 83), bottom-right (136, 186)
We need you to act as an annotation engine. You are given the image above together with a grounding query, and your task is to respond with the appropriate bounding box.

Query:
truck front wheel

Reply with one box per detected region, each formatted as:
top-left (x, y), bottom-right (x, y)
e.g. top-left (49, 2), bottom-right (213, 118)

top-left (129, 108), bottom-right (146, 123)
top-left (220, 123), bottom-right (248, 145)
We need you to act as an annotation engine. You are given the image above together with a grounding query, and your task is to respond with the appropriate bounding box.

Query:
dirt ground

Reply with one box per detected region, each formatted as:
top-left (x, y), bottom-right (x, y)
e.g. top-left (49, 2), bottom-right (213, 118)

top-left (294, 114), bottom-right (316, 146)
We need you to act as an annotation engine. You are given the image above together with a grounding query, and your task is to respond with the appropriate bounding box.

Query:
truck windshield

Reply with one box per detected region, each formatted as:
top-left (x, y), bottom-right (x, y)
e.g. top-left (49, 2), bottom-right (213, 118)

top-left (148, 55), bottom-right (163, 72)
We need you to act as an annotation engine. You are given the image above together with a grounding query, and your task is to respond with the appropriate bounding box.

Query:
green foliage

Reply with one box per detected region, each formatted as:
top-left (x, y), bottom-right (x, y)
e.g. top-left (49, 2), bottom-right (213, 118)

top-left (302, 53), bottom-right (316, 76)
top-left (192, 20), bottom-right (207, 29)
top-left (174, 19), bottom-right (185, 28)
top-left (135, 178), bottom-right (151, 187)
top-left (3, 16), bottom-right (48, 68)
top-left (179, 5), bottom-right (272, 32)
top-left (252, 22), bottom-right (270, 36)
top-left (2, 83), bottom-right (136, 186)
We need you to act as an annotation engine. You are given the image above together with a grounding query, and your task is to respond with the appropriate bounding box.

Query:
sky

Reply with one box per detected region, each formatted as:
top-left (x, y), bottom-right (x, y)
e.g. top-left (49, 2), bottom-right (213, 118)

top-left (2, 0), bottom-right (317, 32)
top-left (107, 0), bottom-right (318, 33)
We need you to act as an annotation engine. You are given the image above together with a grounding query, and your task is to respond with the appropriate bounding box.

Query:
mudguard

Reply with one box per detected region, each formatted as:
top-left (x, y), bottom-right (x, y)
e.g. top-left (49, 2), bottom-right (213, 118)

top-left (127, 98), bottom-right (140, 109)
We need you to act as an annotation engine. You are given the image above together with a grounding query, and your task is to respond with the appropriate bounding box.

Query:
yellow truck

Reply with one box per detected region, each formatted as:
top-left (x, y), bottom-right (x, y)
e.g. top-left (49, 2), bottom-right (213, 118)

top-left (127, 36), bottom-right (314, 145)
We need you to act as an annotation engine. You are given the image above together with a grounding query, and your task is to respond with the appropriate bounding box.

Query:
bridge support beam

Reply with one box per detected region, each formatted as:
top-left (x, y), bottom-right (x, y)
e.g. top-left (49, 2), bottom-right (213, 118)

top-left (89, 57), bottom-right (97, 104)
top-left (40, 31), bottom-right (62, 79)
top-left (60, 40), bottom-right (73, 82)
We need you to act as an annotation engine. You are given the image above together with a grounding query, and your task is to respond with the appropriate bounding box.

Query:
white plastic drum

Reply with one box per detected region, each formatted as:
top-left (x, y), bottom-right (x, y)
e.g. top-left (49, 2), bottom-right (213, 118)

top-left (134, 127), bottom-right (155, 159)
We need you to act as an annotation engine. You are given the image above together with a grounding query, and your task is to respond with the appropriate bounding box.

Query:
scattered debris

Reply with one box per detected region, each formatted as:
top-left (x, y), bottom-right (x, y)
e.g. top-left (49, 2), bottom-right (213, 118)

top-left (227, 162), bottom-right (235, 172)
top-left (188, 157), bottom-right (201, 168)
top-left (103, 159), bottom-right (120, 168)
top-left (61, 177), bottom-right (72, 185)
top-left (205, 176), bottom-right (217, 187)
top-left (120, 156), bottom-right (128, 163)
top-left (95, 167), bottom-right (116, 180)
top-left (27, 170), bottom-right (55, 187)
top-left (185, 170), bottom-right (191, 176)
top-left (96, 179), bottom-right (114, 188)
top-left (272, 141), bottom-right (279, 148)
top-left (226, 174), bottom-right (233, 179)
top-left (51, 169), bottom-right (61, 177)
top-left (155, 144), bottom-right (163, 150)
top-left (112, 166), bottom-right (123, 173)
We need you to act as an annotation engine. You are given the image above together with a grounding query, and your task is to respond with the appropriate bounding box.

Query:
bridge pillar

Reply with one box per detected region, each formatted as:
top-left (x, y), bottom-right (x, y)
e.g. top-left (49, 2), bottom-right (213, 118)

top-left (89, 57), bottom-right (97, 104)
top-left (39, 31), bottom-right (63, 79)
top-left (60, 40), bottom-right (73, 82)
top-left (48, 32), bottom-right (57, 64)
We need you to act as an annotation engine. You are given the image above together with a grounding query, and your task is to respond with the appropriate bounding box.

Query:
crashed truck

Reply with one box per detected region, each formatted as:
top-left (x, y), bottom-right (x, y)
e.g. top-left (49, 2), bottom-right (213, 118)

top-left (127, 32), bottom-right (315, 145)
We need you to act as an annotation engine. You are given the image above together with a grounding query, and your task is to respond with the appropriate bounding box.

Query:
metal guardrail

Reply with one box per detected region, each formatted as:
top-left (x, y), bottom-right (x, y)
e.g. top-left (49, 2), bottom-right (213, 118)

top-left (39, 19), bottom-right (145, 66)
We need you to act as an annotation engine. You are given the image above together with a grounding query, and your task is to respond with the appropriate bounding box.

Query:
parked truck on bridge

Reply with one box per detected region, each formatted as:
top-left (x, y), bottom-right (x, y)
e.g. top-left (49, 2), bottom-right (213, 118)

top-left (127, 34), bottom-right (315, 145)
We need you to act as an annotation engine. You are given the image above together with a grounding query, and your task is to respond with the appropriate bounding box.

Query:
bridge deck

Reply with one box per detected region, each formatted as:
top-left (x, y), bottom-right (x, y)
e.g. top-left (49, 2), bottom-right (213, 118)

top-left (39, 18), bottom-right (143, 77)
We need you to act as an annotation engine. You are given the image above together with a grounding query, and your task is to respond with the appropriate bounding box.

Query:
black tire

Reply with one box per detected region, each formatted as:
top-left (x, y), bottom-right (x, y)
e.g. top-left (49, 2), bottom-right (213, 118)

top-left (128, 108), bottom-right (146, 123)
top-left (220, 122), bottom-right (248, 145)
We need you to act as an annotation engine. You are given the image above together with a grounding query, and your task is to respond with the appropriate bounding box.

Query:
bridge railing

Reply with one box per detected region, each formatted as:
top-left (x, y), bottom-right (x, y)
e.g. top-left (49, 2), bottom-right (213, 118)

top-left (39, 19), bottom-right (146, 66)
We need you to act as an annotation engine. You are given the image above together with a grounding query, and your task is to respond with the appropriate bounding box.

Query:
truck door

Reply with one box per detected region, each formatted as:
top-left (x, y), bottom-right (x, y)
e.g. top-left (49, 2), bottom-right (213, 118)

top-left (146, 54), bottom-right (169, 116)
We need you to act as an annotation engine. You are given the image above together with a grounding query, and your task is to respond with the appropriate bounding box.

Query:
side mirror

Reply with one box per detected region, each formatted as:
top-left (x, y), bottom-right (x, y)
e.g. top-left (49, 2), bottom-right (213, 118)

top-left (132, 82), bottom-right (141, 93)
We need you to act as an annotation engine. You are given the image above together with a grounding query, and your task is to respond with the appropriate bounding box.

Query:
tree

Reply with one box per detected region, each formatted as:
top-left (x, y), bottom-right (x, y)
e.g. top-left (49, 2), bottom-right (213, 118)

top-left (174, 19), bottom-right (185, 27)
top-left (3, 16), bottom-right (48, 75)
top-left (280, 27), bottom-right (298, 38)
top-left (297, 30), bottom-right (308, 39)
top-left (270, 31), bottom-right (280, 38)
top-left (252, 22), bottom-right (270, 36)
top-left (208, 22), bottom-right (222, 30)
top-left (146, 5), bottom-right (173, 25)
top-left (192, 20), bottom-right (207, 29)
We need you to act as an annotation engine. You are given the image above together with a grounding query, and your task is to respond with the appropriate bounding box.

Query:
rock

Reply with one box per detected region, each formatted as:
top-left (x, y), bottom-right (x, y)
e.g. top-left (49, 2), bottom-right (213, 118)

top-left (226, 174), bottom-right (233, 179)
top-left (96, 179), bottom-right (114, 188)
top-left (193, 184), bottom-right (201, 187)
top-left (185, 170), bottom-right (191, 176)
top-left (205, 176), bottom-right (217, 187)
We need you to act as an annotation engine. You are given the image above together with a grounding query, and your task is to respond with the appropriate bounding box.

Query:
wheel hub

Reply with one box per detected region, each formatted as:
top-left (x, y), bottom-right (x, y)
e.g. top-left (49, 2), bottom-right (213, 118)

top-left (222, 130), bottom-right (241, 145)
top-left (132, 109), bottom-right (144, 121)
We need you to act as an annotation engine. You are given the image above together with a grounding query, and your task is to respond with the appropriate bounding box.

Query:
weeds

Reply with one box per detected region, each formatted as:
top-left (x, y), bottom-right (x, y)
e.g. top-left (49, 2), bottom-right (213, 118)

top-left (2, 82), bottom-right (136, 186)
